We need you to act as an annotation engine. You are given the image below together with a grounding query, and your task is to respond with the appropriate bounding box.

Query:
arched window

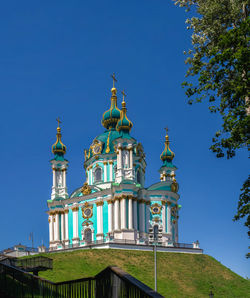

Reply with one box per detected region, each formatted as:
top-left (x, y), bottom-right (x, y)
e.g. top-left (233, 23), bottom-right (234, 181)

top-left (84, 228), bottom-right (92, 243)
top-left (137, 170), bottom-right (141, 184)
top-left (94, 167), bottom-right (102, 183)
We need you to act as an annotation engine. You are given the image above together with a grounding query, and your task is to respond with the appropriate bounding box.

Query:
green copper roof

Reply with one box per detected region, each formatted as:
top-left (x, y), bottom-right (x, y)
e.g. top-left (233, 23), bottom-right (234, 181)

top-left (102, 87), bottom-right (121, 129)
top-left (116, 99), bottom-right (133, 133)
top-left (52, 126), bottom-right (66, 158)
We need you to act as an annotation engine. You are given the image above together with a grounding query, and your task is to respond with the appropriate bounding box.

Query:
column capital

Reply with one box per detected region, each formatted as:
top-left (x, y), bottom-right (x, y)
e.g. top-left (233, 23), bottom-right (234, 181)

top-left (64, 209), bottom-right (69, 214)
top-left (109, 160), bottom-right (114, 165)
top-left (161, 200), bottom-right (167, 206)
top-left (96, 201), bottom-right (104, 207)
top-left (114, 196), bottom-right (121, 201)
top-left (145, 201), bottom-right (150, 205)
top-left (103, 161), bottom-right (108, 165)
top-left (48, 218), bottom-right (51, 223)
top-left (167, 201), bottom-right (172, 206)
top-left (107, 199), bottom-right (114, 204)
top-left (72, 206), bottom-right (79, 212)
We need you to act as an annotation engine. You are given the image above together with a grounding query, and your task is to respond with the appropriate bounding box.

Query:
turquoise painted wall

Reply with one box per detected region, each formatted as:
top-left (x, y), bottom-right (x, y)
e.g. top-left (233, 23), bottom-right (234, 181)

top-left (68, 209), bottom-right (73, 244)
top-left (78, 208), bottom-right (83, 240)
top-left (59, 214), bottom-right (61, 240)
top-left (93, 204), bottom-right (97, 240)
top-left (103, 201), bottom-right (108, 236)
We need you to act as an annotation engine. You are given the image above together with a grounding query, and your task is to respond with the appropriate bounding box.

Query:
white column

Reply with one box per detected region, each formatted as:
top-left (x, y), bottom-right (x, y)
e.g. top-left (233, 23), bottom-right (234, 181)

top-left (64, 210), bottom-right (69, 241)
top-left (108, 200), bottom-right (114, 232)
top-left (145, 202), bottom-right (150, 233)
top-left (114, 198), bottom-right (120, 230)
top-left (61, 212), bottom-right (65, 241)
top-left (72, 206), bottom-right (79, 239)
top-left (63, 169), bottom-right (66, 187)
top-left (104, 162), bottom-right (108, 182)
top-left (133, 199), bottom-right (138, 230)
top-left (162, 201), bottom-right (166, 233)
top-left (120, 197), bottom-right (126, 230)
top-left (109, 161), bottom-right (113, 182)
top-left (167, 202), bottom-right (172, 236)
top-left (129, 148), bottom-right (133, 169)
top-left (53, 169), bottom-right (56, 187)
top-left (128, 197), bottom-right (133, 229)
top-left (49, 215), bottom-right (54, 243)
top-left (117, 145), bottom-right (122, 170)
top-left (89, 167), bottom-right (93, 185)
top-left (96, 201), bottom-right (104, 238)
top-left (54, 212), bottom-right (60, 241)
top-left (139, 200), bottom-right (145, 232)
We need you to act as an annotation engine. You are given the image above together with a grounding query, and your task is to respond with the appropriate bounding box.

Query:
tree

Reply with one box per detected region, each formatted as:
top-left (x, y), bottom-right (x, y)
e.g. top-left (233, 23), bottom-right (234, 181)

top-left (173, 0), bottom-right (250, 254)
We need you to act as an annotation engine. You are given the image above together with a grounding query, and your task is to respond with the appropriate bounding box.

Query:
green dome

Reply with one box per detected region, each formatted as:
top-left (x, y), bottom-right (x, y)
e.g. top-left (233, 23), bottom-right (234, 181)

top-left (52, 127), bottom-right (66, 157)
top-left (116, 99), bottom-right (133, 133)
top-left (160, 132), bottom-right (175, 163)
top-left (102, 88), bottom-right (121, 129)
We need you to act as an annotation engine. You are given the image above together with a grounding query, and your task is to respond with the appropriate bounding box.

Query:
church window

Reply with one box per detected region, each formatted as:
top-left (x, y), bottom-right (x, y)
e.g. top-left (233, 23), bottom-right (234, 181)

top-left (94, 167), bottom-right (102, 183)
top-left (137, 170), bottom-right (141, 184)
top-left (84, 228), bottom-right (92, 243)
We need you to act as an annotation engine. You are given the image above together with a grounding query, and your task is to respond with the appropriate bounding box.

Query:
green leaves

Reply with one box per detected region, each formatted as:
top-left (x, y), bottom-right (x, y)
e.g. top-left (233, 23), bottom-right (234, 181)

top-left (174, 0), bottom-right (250, 255)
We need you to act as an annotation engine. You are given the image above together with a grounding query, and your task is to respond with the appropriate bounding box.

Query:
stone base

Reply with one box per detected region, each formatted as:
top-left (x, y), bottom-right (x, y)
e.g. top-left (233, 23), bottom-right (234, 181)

top-left (72, 237), bottom-right (80, 246)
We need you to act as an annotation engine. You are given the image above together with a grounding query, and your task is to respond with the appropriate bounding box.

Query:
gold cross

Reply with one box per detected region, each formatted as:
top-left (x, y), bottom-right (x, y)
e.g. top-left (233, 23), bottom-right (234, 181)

top-left (121, 89), bottom-right (127, 101)
top-left (165, 127), bottom-right (169, 134)
top-left (111, 73), bottom-right (117, 88)
top-left (56, 117), bottom-right (62, 128)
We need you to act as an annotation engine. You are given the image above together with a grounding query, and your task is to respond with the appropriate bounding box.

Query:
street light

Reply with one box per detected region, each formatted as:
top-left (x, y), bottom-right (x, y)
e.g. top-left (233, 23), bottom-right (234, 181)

top-left (149, 224), bottom-right (162, 292)
top-left (209, 290), bottom-right (214, 298)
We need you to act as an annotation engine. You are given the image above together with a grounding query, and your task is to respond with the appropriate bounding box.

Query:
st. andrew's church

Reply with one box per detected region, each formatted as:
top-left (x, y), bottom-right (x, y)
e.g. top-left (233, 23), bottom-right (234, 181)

top-left (47, 77), bottom-right (200, 253)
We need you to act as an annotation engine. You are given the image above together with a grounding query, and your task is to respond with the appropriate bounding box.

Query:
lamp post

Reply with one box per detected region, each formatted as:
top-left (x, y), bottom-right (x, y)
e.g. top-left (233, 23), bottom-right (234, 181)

top-left (153, 225), bottom-right (158, 291)
top-left (209, 290), bottom-right (214, 298)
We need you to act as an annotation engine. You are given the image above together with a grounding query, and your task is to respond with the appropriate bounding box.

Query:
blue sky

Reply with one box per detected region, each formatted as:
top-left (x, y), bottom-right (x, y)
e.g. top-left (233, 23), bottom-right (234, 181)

top-left (0, 0), bottom-right (249, 278)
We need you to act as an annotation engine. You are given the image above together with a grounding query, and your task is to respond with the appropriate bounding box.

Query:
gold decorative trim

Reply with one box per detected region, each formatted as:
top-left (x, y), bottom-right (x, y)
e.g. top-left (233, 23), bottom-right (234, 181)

top-left (109, 160), bottom-right (114, 165)
top-left (96, 201), bottom-right (104, 207)
top-left (81, 182), bottom-right (91, 195)
top-left (81, 203), bottom-right (93, 219)
top-left (105, 130), bottom-right (111, 153)
top-left (107, 199), bottom-right (113, 204)
top-left (64, 209), bottom-right (69, 214)
top-left (103, 161), bottom-right (108, 165)
top-left (72, 206), bottom-right (79, 212)
top-left (151, 203), bottom-right (162, 215)
top-left (161, 200), bottom-right (166, 206)
top-left (167, 201), bottom-right (171, 206)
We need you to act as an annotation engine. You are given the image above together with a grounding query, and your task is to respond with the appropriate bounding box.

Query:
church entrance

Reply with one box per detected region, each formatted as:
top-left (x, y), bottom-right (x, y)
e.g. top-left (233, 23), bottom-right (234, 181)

top-left (84, 228), bottom-right (92, 243)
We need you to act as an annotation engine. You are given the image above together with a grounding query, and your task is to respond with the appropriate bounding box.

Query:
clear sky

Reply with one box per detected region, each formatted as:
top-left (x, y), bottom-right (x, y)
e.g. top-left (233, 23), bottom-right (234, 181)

top-left (0, 0), bottom-right (249, 278)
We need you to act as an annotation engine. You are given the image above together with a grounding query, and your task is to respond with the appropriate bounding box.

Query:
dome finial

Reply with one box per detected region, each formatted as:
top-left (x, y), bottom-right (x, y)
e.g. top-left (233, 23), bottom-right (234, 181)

top-left (160, 127), bottom-right (175, 163)
top-left (102, 74), bottom-right (121, 129)
top-left (111, 72), bottom-right (117, 94)
top-left (116, 89), bottom-right (133, 133)
top-left (52, 117), bottom-right (66, 156)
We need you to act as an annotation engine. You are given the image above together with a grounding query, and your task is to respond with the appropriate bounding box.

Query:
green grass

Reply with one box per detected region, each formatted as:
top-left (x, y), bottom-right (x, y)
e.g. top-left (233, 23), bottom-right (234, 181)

top-left (33, 249), bottom-right (249, 298)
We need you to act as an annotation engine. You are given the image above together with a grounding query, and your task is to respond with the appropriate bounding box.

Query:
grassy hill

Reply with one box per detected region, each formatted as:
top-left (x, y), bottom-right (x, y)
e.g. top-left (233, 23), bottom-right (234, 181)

top-left (36, 249), bottom-right (249, 298)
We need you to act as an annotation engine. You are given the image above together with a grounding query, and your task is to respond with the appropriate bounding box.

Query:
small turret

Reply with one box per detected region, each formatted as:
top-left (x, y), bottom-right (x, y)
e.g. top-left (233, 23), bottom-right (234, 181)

top-left (116, 90), bottom-right (133, 133)
top-left (52, 118), bottom-right (66, 160)
top-left (50, 118), bottom-right (68, 200)
top-left (160, 128), bottom-right (175, 165)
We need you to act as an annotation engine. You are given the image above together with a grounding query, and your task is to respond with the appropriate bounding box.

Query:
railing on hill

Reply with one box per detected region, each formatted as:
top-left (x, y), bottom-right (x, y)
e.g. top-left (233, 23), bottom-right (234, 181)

top-left (12, 256), bottom-right (53, 272)
top-left (0, 262), bottom-right (163, 297)
top-left (49, 239), bottom-right (198, 251)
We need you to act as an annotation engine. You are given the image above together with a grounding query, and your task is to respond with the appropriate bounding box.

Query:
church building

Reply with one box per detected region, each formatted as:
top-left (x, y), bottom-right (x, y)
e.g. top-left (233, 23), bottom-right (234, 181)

top-left (47, 78), bottom-right (188, 251)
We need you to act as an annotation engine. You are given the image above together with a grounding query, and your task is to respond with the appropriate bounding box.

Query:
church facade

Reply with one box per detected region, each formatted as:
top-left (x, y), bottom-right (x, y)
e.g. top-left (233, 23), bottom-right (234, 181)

top-left (47, 82), bottom-right (181, 251)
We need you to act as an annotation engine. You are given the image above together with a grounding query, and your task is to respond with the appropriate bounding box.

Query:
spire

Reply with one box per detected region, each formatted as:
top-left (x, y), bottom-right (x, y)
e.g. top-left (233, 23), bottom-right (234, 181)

top-left (116, 90), bottom-right (133, 133)
top-left (160, 127), bottom-right (175, 164)
top-left (102, 73), bottom-right (121, 130)
top-left (52, 117), bottom-right (66, 157)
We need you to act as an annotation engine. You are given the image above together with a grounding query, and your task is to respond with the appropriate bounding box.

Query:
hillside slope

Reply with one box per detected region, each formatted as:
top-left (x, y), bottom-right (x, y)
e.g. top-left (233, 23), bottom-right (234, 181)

top-left (37, 249), bottom-right (249, 298)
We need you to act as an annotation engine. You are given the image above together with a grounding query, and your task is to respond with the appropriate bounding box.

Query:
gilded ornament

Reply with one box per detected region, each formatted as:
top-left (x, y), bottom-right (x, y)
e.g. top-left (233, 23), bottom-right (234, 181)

top-left (72, 206), bottom-right (79, 212)
top-left (96, 201), bottom-right (104, 207)
top-left (81, 182), bottom-right (91, 195)
top-left (105, 130), bottom-right (111, 153)
top-left (151, 203), bottom-right (162, 215)
top-left (81, 203), bottom-right (93, 219)
top-left (171, 178), bottom-right (179, 193)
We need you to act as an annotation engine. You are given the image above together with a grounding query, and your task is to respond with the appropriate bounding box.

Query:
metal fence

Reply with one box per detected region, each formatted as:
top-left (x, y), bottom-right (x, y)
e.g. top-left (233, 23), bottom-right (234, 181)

top-left (12, 256), bottom-right (53, 272)
top-left (0, 262), bottom-right (163, 298)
